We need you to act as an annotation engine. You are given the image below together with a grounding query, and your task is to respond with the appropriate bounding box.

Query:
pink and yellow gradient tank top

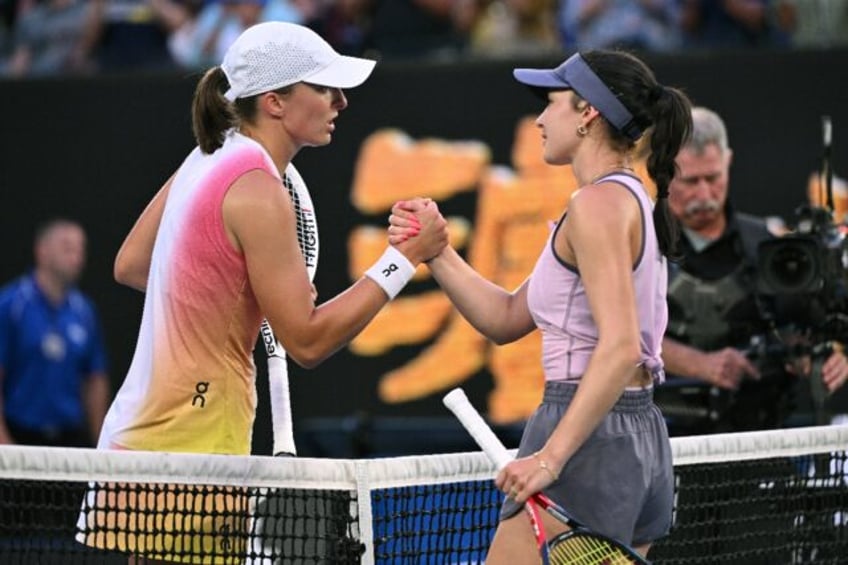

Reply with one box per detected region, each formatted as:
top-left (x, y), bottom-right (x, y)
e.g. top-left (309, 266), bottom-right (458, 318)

top-left (99, 132), bottom-right (278, 455)
top-left (527, 172), bottom-right (668, 384)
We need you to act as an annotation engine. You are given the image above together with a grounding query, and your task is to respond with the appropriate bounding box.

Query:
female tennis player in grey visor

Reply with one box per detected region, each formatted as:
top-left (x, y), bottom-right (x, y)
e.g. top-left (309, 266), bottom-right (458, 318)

top-left (390, 50), bottom-right (693, 562)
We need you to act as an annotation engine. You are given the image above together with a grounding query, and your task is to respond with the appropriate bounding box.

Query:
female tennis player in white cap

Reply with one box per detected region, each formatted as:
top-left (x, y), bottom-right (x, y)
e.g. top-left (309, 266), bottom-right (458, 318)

top-left (79, 22), bottom-right (447, 563)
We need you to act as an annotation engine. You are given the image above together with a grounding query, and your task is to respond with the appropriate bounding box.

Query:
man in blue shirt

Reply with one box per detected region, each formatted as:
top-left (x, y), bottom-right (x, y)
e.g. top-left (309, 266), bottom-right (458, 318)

top-left (0, 219), bottom-right (109, 447)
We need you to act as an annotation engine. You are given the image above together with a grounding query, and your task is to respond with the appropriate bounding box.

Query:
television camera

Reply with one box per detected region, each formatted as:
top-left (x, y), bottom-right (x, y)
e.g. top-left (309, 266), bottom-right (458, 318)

top-left (750, 116), bottom-right (848, 423)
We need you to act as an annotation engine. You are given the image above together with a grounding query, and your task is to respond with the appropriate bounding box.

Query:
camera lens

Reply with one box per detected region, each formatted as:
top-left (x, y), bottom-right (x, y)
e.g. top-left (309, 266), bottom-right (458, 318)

top-left (771, 245), bottom-right (814, 288)
top-left (759, 238), bottom-right (821, 294)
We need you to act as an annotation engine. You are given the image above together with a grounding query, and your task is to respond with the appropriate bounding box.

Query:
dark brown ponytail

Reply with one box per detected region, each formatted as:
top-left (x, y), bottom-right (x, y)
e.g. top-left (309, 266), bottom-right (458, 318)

top-left (581, 50), bottom-right (693, 258)
top-left (191, 67), bottom-right (237, 154)
top-left (646, 85), bottom-right (692, 259)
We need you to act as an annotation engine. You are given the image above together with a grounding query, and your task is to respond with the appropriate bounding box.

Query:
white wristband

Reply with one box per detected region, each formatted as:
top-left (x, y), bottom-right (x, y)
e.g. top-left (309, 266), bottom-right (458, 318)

top-left (364, 246), bottom-right (416, 300)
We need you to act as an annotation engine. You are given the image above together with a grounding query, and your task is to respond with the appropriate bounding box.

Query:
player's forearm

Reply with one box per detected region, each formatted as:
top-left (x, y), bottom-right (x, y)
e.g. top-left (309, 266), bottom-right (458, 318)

top-left (661, 337), bottom-right (709, 382)
top-left (280, 279), bottom-right (389, 368)
top-left (426, 246), bottom-right (533, 344)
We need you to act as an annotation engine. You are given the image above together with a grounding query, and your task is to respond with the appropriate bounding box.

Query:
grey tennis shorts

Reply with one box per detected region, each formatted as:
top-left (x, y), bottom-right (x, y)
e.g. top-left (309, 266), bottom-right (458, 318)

top-left (500, 381), bottom-right (673, 546)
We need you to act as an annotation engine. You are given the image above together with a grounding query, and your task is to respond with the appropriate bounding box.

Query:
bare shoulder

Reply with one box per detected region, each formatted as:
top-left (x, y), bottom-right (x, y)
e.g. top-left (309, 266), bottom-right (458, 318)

top-left (568, 182), bottom-right (638, 227)
top-left (224, 169), bottom-right (294, 225)
top-left (223, 169), bottom-right (293, 250)
top-left (227, 169), bottom-right (285, 204)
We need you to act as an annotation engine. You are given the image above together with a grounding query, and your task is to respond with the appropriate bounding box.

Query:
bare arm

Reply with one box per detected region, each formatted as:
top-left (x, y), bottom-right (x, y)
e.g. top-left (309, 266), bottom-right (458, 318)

top-left (821, 348), bottom-right (848, 393)
top-left (226, 171), bottom-right (447, 368)
top-left (82, 372), bottom-right (109, 445)
top-left (114, 176), bottom-right (173, 291)
top-left (425, 247), bottom-right (535, 344)
top-left (662, 336), bottom-right (758, 389)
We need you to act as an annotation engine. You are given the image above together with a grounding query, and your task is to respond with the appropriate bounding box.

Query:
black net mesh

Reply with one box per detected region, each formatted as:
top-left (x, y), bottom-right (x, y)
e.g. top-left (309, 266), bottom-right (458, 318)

top-left (650, 451), bottom-right (848, 564)
top-left (0, 479), bottom-right (359, 564)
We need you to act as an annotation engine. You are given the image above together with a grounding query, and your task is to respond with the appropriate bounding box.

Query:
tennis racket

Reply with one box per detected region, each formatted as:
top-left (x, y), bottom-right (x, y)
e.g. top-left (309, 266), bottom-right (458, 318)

top-left (443, 388), bottom-right (650, 565)
top-left (263, 162), bottom-right (319, 457)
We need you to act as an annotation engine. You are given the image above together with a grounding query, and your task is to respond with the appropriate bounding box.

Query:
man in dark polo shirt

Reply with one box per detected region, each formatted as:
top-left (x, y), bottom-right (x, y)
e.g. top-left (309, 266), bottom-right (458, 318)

top-left (657, 107), bottom-right (848, 434)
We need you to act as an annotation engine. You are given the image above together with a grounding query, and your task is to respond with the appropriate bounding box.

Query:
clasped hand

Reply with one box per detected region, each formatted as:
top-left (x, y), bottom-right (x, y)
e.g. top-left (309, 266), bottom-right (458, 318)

top-left (389, 198), bottom-right (448, 263)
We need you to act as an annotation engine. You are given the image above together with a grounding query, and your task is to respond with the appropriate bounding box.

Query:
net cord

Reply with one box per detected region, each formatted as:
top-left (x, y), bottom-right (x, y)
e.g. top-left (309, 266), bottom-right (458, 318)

top-left (0, 445), bottom-right (497, 487)
top-left (671, 424), bottom-right (848, 465)
top-left (1, 426), bottom-right (847, 485)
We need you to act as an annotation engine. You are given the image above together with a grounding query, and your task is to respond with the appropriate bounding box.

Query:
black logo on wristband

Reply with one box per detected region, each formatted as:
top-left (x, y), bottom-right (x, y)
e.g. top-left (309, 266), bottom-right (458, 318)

top-left (382, 263), bottom-right (399, 277)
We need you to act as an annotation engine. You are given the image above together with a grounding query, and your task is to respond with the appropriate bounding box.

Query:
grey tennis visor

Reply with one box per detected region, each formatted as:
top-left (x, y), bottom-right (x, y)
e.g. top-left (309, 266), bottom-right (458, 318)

top-left (513, 53), bottom-right (643, 141)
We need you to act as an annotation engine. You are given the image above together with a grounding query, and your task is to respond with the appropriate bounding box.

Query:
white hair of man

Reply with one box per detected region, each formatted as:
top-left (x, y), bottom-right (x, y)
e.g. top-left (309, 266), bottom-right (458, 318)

top-left (686, 106), bottom-right (730, 155)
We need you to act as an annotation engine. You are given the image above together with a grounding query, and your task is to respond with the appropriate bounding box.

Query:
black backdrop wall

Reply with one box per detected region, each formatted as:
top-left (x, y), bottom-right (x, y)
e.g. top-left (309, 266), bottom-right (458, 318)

top-left (1, 48), bottom-right (847, 455)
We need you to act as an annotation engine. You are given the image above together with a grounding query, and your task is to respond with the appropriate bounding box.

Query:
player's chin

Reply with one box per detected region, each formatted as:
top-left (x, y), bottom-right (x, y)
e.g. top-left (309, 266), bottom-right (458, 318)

top-left (542, 147), bottom-right (569, 167)
top-left (311, 133), bottom-right (334, 147)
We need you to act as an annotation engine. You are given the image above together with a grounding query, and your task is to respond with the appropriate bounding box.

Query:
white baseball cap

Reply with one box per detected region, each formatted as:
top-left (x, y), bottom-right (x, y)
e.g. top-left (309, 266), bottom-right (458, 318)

top-left (221, 22), bottom-right (377, 101)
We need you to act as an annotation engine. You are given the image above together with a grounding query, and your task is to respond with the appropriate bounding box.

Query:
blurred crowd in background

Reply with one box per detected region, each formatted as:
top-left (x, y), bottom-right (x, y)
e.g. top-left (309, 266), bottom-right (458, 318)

top-left (0, 0), bottom-right (846, 78)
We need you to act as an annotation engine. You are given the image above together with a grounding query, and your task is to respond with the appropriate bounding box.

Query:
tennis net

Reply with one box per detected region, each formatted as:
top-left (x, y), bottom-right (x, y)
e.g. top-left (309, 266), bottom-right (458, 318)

top-left (0, 424), bottom-right (846, 564)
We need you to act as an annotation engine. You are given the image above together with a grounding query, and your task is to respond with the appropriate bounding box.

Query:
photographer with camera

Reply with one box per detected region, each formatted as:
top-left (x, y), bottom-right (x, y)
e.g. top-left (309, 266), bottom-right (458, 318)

top-left (657, 106), bottom-right (848, 435)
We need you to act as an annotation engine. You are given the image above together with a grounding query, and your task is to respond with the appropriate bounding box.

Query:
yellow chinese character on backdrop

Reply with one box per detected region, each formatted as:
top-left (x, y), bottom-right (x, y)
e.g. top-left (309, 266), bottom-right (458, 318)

top-left (347, 117), bottom-right (653, 423)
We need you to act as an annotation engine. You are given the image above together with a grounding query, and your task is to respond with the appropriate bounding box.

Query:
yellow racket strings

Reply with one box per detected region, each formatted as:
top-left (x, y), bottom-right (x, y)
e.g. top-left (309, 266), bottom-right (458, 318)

top-left (548, 533), bottom-right (636, 564)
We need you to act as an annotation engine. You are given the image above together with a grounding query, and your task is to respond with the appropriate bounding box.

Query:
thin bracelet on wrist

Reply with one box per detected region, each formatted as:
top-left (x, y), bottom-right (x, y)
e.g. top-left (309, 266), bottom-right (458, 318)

top-left (532, 451), bottom-right (558, 481)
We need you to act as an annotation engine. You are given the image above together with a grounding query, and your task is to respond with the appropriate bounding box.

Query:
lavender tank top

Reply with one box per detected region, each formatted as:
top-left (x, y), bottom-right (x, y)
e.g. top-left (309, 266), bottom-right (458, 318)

top-left (526, 173), bottom-right (667, 384)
